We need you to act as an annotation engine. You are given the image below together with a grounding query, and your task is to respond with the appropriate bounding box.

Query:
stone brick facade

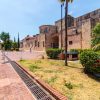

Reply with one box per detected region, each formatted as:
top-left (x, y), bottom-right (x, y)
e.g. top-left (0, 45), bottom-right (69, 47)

top-left (21, 9), bottom-right (100, 51)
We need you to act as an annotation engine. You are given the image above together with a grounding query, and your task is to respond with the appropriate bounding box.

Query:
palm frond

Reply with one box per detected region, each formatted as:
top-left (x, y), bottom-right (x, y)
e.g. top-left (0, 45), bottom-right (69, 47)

top-left (67, 0), bottom-right (73, 3)
top-left (58, 0), bottom-right (73, 3)
top-left (58, 0), bottom-right (65, 3)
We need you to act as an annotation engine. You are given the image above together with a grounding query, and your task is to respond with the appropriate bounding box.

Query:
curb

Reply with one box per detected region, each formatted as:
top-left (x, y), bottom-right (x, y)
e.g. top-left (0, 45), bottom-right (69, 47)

top-left (14, 61), bottom-right (67, 100)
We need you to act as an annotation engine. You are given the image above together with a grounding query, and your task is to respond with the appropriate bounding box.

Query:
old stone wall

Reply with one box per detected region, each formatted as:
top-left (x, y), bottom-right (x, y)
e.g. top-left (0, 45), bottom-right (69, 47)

top-left (33, 34), bottom-right (45, 51)
top-left (21, 9), bottom-right (100, 51)
top-left (59, 27), bottom-right (82, 50)
top-left (81, 19), bottom-right (92, 49)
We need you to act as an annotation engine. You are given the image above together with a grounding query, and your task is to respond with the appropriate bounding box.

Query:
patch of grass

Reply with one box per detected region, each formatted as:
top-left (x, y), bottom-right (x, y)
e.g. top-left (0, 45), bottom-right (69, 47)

top-left (19, 59), bottom-right (100, 100)
top-left (29, 64), bottom-right (41, 72)
top-left (43, 70), bottom-right (54, 73)
top-left (67, 93), bottom-right (73, 100)
top-left (46, 76), bottom-right (57, 84)
top-left (35, 60), bottom-right (42, 64)
top-left (68, 61), bottom-right (82, 69)
top-left (49, 60), bottom-right (65, 66)
top-left (43, 70), bottom-right (62, 73)
top-left (78, 83), bottom-right (84, 88)
top-left (64, 81), bottom-right (83, 90)
top-left (65, 82), bottom-right (74, 89)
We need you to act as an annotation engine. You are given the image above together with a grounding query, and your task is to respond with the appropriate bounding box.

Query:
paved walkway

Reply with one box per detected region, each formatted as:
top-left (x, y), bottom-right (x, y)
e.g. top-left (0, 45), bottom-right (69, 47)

top-left (5, 51), bottom-right (46, 61)
top-left (0, 51), bottom-right (34, 100)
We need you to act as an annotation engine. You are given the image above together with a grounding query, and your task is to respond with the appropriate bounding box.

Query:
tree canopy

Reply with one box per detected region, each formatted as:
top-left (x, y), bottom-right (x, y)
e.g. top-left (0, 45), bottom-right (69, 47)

top-left (0, 32), bottom-right (18, 50)
top-left (58, 0), bottom-right (73, 3)
top-left (0, 32), bottom-right (10, 42)
top-left (92, 23), bottom-right (100, 47)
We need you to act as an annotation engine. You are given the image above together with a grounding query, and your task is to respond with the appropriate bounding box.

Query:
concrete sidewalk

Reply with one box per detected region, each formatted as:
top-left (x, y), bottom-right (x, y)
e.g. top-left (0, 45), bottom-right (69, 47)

top-left (0, 52), bottom-right (34, 100)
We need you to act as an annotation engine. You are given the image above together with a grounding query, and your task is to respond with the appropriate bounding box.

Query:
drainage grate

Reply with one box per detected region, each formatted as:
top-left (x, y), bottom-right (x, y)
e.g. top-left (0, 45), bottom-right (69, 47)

top-left (5, 56), bottom-right (54, 100)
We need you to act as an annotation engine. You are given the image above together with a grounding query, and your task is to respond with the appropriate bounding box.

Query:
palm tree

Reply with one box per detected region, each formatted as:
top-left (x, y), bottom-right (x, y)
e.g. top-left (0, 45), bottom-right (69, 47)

top-left (59, 0), bottom-right (73, 66)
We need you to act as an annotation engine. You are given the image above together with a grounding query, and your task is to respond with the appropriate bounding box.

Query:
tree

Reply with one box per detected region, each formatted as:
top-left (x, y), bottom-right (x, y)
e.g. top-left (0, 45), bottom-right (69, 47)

top-left (0, 32), bottom-right (10, 43)
top-left (59, 0), bottom-right (73, 66)
top-left (0, 32), bottom-right (12, 50)
top-left (12, 42), bottom-right (17, 50)
top-left (17, 33), bottom-right (20, 50)
top-left (92, 43), bottom-right (100, 51)
top-left (12, 37), bottom-right (17, 50)
top-left (92, 23), bottom-right (100, 47)
top-left (4, 40), bottom-right (13, 50)
top-left (59, 2), bottom-right (64, 54)
top-left (14, 37), bottom-right (16, 42)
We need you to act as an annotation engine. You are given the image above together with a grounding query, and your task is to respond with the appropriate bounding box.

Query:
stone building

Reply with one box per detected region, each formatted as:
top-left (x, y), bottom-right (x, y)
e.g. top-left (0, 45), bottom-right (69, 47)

top-left (21, 9), bottom-right (100, 51)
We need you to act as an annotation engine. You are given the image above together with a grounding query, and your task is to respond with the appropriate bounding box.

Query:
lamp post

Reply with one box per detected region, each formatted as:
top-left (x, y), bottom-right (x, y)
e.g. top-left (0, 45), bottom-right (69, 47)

top-left (61, 3), bottom-right (64, 53)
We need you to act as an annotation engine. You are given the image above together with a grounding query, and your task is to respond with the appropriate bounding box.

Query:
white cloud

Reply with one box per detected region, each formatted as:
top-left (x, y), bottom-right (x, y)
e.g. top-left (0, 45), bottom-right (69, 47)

top-left (69, 11), bottom-right (73, 15)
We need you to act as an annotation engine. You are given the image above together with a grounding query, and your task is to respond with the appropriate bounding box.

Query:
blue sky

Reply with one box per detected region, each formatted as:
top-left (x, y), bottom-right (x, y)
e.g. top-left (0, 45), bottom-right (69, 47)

top-left (0, 0), bottom-right (100, 40)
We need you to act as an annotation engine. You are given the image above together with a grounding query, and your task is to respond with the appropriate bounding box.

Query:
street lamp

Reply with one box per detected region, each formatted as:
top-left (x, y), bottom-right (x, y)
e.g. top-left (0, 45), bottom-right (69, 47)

top-left (61, 3), bottom-right (64, 53)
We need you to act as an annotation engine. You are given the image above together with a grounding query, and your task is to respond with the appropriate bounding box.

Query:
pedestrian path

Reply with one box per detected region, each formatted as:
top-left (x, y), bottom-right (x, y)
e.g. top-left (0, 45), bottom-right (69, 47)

top-left (0, 51), bottom-right (34, 100)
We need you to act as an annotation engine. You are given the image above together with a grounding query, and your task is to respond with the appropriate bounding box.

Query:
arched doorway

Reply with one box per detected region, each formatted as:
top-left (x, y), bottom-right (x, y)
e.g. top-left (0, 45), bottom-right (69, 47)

top-left (51, 36), bottom-right (59, 48)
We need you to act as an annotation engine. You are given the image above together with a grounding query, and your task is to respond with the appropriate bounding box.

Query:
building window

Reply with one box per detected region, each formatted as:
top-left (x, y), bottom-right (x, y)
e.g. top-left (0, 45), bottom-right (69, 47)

top-left (44, 28), bottom-right (48, 33)
top-left (43, 41), bottom-right (45, 47)
top-left (69, 41), bottom-right (73, 45)
top-left (35, 40), bottom-right (37, 47)
top-left (38, 42), bottom-right (40, 47)
top-left (40, 29), bottom-right (42, 33)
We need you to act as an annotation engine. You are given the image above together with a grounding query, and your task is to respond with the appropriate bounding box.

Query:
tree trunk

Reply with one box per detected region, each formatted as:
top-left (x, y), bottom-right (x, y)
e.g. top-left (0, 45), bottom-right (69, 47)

top-left (65, 1), bottom-right (68, 66)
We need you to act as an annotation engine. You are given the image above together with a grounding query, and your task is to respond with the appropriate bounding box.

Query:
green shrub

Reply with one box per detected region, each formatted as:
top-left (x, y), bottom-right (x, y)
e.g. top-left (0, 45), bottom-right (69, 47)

top-left (80, 51), bottom-right (100, 73)
top-left (46, 48), bottom-right (63, 59)
top-left (46, 76), bottom-right (57, 84)
top-left (96, 51), bottom-right (100, 55)
top-left (92, 44), bottom-right (100, 51)
top-left (70, 49), bottom-right (79, 53)
top-left (65, 82), bottom-right (73, 89)
top-left (29, 64), bottom-right (40, 72)
top-left (70, 49), bottom-right (93, 54)
top-left (77, 49), bottom-right (84, 54)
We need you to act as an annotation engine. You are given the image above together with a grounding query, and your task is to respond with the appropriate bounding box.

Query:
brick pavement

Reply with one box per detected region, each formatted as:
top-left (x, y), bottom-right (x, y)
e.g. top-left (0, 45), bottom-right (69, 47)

top-left (0, 51), bottom-right (34, 100)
